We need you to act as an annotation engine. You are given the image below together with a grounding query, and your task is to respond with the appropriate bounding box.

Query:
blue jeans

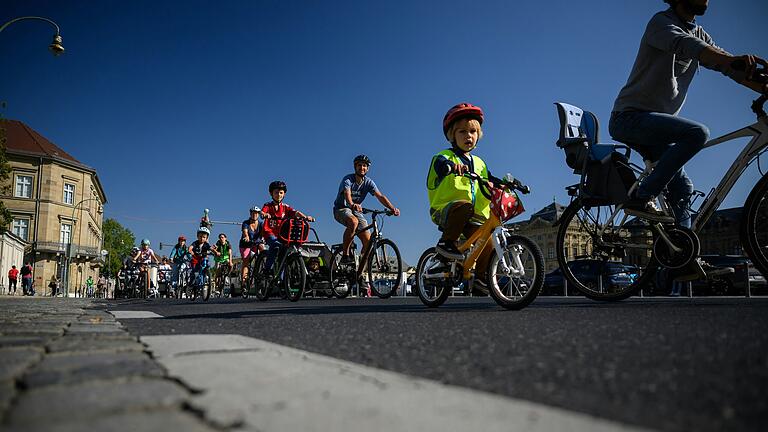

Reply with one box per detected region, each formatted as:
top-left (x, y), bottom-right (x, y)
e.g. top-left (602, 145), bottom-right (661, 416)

top-left (264, 235), bottom-right (281, 271)
top-left (609, 111), bottom-right (709, 228)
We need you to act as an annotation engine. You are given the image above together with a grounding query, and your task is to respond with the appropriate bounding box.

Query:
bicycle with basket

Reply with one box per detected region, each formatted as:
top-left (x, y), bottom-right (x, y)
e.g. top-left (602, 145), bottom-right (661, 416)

top-left (249, 216), bottom-right (314, 302)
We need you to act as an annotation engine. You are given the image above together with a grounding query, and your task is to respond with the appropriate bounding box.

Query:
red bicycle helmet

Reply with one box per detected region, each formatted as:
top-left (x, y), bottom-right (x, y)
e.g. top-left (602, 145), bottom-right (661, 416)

top-left (178, 235), bottom-right (186, 241)
top-left (443, 103), bottom-right (484, 140)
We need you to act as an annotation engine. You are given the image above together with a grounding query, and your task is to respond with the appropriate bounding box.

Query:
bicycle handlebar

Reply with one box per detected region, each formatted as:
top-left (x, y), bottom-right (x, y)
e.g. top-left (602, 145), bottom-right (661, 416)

top-left (731, 59), bottom-right (768, 119)
top-left (462, 172), bottom-right (531, 195)
top-left (361, 208), bottom-right (395, 216)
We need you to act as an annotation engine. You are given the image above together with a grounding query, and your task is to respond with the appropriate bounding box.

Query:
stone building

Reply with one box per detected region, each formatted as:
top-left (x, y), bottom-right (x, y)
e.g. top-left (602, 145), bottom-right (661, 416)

top-left (508, 202), bottom-right (593, 273)
top-left (697, 207), bottom-right (743, 255)
top-left (1, 120), bottom-right (107, 295)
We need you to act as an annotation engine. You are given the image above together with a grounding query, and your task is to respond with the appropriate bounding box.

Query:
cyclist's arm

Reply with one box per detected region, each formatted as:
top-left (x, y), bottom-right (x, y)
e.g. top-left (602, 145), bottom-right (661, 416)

top-left (700, 47), bottom-right (768, 94)
top-left (372, 191), bottom-right (400, 216)
top-left (295, 210), bottom-right (315, 222)
top-left (242, 226), bottom-right (250, 243)
top-left (343, 188), bottom-right (362, 212)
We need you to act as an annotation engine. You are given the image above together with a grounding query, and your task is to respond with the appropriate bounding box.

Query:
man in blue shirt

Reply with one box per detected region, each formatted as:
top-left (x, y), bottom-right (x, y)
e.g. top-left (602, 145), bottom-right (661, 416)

top-left (333, 154), bottom-right (400, 263)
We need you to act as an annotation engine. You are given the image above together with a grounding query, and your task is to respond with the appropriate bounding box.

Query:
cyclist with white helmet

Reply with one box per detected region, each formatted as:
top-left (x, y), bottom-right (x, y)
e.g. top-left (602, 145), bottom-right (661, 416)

top-left (131, 239), bottom-right (160, 296)
top-left (333, 154), bottom-right (400, 264)
top-left (240, 205), bottom-right (264, 283)
top-left (188, 226), bottom-right (213, 286)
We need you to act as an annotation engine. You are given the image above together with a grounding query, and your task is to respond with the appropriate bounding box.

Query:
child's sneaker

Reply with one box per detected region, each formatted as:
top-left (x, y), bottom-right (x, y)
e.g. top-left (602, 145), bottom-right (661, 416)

top-left (436, 239), bottom-right (463, 260)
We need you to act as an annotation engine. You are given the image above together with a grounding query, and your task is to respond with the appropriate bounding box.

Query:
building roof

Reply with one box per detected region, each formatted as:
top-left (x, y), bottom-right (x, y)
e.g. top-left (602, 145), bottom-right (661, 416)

top-left (529, 202), bottom-right (567, 222)
top-left (2, 119), bottom-right (107, 203)
top-left (2, 120), bottom-right (84, 165)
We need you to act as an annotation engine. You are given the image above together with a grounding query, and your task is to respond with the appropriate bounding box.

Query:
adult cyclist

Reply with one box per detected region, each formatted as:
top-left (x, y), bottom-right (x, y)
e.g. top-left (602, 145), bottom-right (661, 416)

top-left (610, 0), bottom-right (767, 280)
top-left (240, 206), bottom-right (264, 284)
top-left (332, 154), bottom-right (400, 264)
top-left (169, 236), bottom-right (190, 294)
top-left (132, 239), bottom-right (160, 296)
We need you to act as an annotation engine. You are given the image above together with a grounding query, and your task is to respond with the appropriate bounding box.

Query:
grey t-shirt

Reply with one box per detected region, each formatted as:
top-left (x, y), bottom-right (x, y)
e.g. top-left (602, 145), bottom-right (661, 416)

top-left (612, 9), bottom-right (725, 115)
top-left (333, 174), bottom-right (379, 210)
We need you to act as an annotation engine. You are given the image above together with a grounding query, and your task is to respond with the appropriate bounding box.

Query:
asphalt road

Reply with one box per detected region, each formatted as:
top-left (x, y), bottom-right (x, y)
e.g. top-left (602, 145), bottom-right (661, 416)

top-left (104, 296), bottom-right (768, 432)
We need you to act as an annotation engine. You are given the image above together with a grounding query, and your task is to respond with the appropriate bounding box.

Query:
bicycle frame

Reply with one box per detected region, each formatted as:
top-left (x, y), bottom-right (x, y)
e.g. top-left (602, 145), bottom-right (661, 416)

top-left (691, 117), bottom-right (768, 233)
top-left (350, 212), bottom-right (384, 276)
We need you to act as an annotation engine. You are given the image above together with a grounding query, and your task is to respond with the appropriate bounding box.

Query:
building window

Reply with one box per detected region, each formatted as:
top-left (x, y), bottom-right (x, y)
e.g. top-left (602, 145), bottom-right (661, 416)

top-left (63, 183), bottom-right (75, 205)
top-left (12, 219), bottom-right (29, 240)
top-left (572, 246), bottom-right (578, 259)
top-left (60, 223), bottom-right (72, 244)
top-left (547, 247), bottom-right (555, 260)
top-left (14, 175), bottom-right (33, 198)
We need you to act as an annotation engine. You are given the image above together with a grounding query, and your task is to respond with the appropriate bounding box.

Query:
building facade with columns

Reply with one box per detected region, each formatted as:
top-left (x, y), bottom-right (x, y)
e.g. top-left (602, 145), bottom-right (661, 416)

top-left (1, 120), bottom-right (107, 295)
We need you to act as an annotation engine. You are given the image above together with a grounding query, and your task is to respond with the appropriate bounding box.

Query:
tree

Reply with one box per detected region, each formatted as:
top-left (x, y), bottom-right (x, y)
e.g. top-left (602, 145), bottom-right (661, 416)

top-left (0, 108), bottom-right (14, 233)
top-left (102, 218), bottom-right (135, 277)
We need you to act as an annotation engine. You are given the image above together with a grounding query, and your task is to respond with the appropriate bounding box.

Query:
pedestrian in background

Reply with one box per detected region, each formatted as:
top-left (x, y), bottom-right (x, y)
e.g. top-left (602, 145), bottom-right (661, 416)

top-left (20, 263), bottom-right (33, 296)
top-left (48, 275), bottom-right (59, 297)
top-left (86, 276), bottom-right (94, 298)
top-left (8, 265), bottom-right (19, 296)
top-left (97, 275), bottom-right (106, 298)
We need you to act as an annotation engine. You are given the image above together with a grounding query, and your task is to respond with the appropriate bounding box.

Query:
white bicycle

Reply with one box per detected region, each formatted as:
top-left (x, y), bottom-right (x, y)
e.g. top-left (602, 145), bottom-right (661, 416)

top-left (554, 79), bottom-right (768, 301)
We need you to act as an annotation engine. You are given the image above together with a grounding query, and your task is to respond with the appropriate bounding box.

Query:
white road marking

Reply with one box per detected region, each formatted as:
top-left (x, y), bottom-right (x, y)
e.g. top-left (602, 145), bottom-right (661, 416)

top-left (140, 334), bottom-right (654, 432)
top-left (108, 311), bottom-right (164, 319)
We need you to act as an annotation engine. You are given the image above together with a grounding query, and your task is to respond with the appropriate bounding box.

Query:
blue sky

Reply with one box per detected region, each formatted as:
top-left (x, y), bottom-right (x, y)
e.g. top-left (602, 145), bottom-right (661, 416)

top-left (2, 0), bottom-right (767, 264)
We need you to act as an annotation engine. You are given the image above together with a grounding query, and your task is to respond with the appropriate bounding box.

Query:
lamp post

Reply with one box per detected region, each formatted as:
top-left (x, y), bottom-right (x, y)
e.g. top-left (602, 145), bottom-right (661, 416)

top-left (63, 198), bottom-right (103, 297)
top-left (0, 16), bottom-right (65, 55)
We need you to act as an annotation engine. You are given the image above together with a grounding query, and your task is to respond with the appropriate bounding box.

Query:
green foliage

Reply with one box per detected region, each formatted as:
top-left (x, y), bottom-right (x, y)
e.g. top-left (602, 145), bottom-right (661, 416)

top-left (0, 107), bottom-right (13, 233)
top-left (102, 218), bottom-right (135, 277)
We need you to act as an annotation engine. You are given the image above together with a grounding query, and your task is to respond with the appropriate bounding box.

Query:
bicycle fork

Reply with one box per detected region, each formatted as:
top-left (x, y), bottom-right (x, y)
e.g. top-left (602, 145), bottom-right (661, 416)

top-left (493, 227), bottom-right (525, 277)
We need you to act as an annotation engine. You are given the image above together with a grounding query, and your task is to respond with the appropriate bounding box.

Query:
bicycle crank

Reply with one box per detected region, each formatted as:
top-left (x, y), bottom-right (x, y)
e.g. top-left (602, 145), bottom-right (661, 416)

top-left (653, 226), bottom-right (700, 269)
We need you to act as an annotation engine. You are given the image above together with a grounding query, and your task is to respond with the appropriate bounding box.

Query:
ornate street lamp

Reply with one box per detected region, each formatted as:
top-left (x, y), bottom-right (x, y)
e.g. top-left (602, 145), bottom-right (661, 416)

top-left (0, 16), bottom-right (65, 56)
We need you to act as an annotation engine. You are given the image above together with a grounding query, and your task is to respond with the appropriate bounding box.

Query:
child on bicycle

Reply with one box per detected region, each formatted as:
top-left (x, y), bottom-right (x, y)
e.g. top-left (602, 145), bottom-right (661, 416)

top-left (169, 235), bottom-right (190, 290)
top-left (188, 226), bottom-right (213, 285)
top-left (261, 180), bottom-right (315, 275)
top-left (427, 103), bottom-right (505, 292)
top-left (212, 233), bottom-right (233, 292)
top-left (332, 154), bottom-right (400, 265)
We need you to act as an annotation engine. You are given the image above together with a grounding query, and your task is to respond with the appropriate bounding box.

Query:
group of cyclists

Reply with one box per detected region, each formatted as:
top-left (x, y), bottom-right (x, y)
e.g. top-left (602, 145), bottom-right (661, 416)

top-left (118, 0), bottom-right (767, 302)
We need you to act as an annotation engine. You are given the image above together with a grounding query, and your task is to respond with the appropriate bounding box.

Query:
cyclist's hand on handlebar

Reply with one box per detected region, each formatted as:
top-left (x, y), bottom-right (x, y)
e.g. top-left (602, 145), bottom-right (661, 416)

top-left (391, 208), bottom-right (400, 216)
top-left (352, 203), bottom-right (363, 212)
top-left (306, 215), bottom-right (316, 222)
top-left (452, 163), bottom-right (470, 176)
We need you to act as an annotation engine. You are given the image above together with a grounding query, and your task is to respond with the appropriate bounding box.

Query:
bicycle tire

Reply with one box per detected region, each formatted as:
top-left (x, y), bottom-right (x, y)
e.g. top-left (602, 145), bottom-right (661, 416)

top-left (415, 247), bottom-right (454, 308)
top-left (329, 249), bottom-right (352, 298)
top-left (555, 199), bottom-right (657, 301)
top-left (203, 271), bottom-right (211, 301)
top-left (284, 254), bottom-right (306, 302)
top-left (487, 234), bottom-right (544, 310)
top-left (367, 239), bottom-right (402, 299)
top-left (252, 254), bottom-right (270, 301)
top-left (740, 172), bottom-right (768, 277)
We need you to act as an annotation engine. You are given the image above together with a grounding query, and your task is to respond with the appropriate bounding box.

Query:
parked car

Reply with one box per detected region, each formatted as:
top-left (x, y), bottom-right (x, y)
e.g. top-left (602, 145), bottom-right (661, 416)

top-left (542, 260), bottom-right (634, 296)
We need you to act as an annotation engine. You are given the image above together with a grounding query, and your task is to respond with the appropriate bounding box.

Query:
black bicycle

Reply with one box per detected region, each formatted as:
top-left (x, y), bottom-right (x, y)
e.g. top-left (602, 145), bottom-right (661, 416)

top-left (249, 217), bottom-right (311, 302)
top-left (329, 208), bottom-right (402, 299)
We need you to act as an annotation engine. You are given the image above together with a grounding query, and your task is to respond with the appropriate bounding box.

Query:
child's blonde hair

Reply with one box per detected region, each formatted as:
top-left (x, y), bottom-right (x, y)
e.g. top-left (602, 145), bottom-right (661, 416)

top-left (446, 118), bottom-right (483, 145)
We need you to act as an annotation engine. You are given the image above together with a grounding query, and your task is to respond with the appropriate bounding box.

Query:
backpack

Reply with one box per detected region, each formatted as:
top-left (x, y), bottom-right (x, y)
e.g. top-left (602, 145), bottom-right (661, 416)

top-left (555, 102), bottom-right (636, 206)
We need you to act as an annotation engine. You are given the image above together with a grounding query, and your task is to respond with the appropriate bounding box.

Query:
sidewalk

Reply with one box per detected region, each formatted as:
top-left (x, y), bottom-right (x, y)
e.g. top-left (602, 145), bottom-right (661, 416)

top-left (0, 297), bottom-right (220, 432)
